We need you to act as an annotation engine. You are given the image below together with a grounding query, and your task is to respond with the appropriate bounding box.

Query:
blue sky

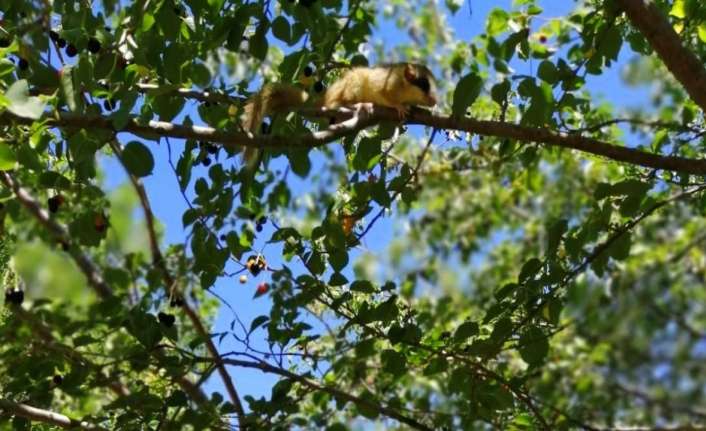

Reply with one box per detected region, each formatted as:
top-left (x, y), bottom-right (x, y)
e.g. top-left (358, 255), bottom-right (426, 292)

top-left (97, 0), bottom-right (653, 410)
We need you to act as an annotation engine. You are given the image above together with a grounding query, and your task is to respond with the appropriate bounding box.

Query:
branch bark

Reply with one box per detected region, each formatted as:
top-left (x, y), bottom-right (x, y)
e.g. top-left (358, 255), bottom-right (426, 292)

top-left (616, 0), bottom-right (706, 113)
top-left (222, 358), bottom-right (433, 431)
top-left (0, 398), bottom-right (109, 431)
top-left (3, 106), bottom-right (705, 175)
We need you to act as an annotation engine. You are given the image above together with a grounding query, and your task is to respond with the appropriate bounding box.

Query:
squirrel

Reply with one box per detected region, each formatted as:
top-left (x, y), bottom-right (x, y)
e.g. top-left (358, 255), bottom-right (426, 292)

top-left (240, 62), bottom-right (438, 139)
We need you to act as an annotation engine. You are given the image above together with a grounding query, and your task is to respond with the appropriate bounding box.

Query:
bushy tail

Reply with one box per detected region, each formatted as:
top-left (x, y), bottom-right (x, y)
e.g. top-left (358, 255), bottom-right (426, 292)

top-left (240, 83), bottom-right (309, 164)
top-left (239, 84), bottom-right (310, 198)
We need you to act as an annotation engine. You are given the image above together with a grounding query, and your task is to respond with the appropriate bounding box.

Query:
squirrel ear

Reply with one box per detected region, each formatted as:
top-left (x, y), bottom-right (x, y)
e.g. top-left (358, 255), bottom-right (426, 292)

top-left (403, 63), bottom-right (416, 82)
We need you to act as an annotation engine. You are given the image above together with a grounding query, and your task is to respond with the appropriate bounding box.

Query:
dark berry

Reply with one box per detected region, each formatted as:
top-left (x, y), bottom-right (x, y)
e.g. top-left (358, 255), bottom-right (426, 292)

top-left (49, 30), bottom-right (59, 41)
top-left (48, 195), bottom-right (64, 213)
top-left (260, 121), bottom-right (271, 135)
top-left (203, 101), bottom-right (211, 107)
top-left (87, 37), bottom-right (101, 54)
top-left (0, 38), bottom-right (11, 48)
top-left (219, 234), bottom-right (226, 241)
top-left (60, 241), bottom-right (70, 251)
top-left (313, 80), bottom-right (324, 93)
top-left (104, 26), bottom-right (111, 33)
top-left (206, 144), bottom-right (218, 154)
top-left (169, 296), bottom-right (185, 307)
top-left (303, 66), bottom-right (313, 77)
top-left (202, 157), bottom-right (211, 167)
top-left (5, 289), bottom-right (24, 305)
top-left (255, 224), bottom-right (263, 233)
top-left (103, 98), bottom-right (115, 111)
top-left (57, 38), bottom-right (67, 48)
top-left (17, 58), bottom-right (28, 70)
top-left (539, 35), bottom-right (547, 43)
top-left (52, 375), bottom-right (63, 385)
top-left (257, 216), bottom-right (267, 225)
top-left (158, 312), bottom-right (176, 327)
top-left (117, 56), bottom-right (128, 69)
top-left (65, 44), bottom-right (78, 57)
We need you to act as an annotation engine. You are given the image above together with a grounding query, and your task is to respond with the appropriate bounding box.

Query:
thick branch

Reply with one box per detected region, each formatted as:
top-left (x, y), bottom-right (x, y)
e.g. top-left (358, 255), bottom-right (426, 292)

top-left (3, 107), bottom-right (705, 175)
top-left (222, 358), bottom-right (432, 431)
top-left (0, 398), bottom-right (109, 431)
top-left (617, 0), bottom-right (706, 113)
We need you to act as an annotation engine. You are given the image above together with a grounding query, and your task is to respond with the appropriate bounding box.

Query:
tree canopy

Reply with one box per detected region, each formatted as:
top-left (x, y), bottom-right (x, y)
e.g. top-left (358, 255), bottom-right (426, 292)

top-left (1, 0), bottom-right (706, 430)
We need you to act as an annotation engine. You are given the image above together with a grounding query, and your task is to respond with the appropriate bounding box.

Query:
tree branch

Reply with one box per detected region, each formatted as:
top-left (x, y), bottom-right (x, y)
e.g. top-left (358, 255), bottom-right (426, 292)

top-left (616, 0), bottom-right (706, 113)
top-left (221, 358), bottom-right (433, 431)
top-left (4, 106), bottom-right (705, 175)
top-left (0, 398), bottom-right (109, 431)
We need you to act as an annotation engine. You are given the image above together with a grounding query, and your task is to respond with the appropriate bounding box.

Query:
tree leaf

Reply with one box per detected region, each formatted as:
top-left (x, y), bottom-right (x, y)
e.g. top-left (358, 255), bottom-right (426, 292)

top-left (122, 141), bottom-right (155, 177)
top-left (5, 79), bottom-right (47, 119)
top-left (452, 73), bottom-right (483, 117)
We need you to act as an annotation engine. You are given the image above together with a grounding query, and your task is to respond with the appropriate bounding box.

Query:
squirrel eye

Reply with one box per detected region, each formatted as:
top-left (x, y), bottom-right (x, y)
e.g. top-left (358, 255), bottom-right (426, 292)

top-left (412, 77), bottom-right (430, 94)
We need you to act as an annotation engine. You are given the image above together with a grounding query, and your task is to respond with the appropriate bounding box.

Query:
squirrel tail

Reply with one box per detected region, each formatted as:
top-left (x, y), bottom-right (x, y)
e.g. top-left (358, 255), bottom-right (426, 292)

top-left (240, 83), bottom-right (309, 164)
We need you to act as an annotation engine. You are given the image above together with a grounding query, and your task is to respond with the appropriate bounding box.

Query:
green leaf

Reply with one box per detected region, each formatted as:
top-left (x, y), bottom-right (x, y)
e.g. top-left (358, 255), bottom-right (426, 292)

top-left (546, 219), bottom-right (568, 256)
top-left (537, 60), bottom-right (558, 84)
top-left (329, 272), bottom-right (348, 286)
top-left (249, 315), bottom-right (269, 334)
top-left (5, 79), bottom-right (47, 119)
top-left (249, 22), bottom-right (270, 61)
top-left (453, 321), bottom-right (479, 343)
top-left (122, 141), bottom-right (155, 177)
top-left (272, 16), bottom-right (291, 44)
top-left (381, 349), bottom-right (406, 377)
top-left (490, 79), bottom-right (510, 106)
top-left (0, 142), bottom-right (17, 170)
top-left (607, 232), bottom-right (631, 261)
top-left (519, 326), bottom-right (549, 366)
top-left (287, 149), bottom-right (311, 177)
top-left (350, 280), bottom-right (376, 293)
top-left (126, 308), bottom-right (163, 349)
top-left (353, 137), bottom-right (382, 171)
top-left (451, 73), bottom-right (483, 117)
top-left (486, 8), bottom-right (509, 36)
top-left (518, 257), bottom-right (542, 282)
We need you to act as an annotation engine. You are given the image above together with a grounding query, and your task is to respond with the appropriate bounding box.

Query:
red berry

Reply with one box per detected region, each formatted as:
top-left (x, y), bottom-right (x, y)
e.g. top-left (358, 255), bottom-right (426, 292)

top-left (255, 282), bottom-right (269, 297)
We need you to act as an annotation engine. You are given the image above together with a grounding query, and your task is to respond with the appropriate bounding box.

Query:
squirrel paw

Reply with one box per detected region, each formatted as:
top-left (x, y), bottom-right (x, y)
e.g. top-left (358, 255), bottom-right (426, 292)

top-left (353, 102), bottom-right (375, 119)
